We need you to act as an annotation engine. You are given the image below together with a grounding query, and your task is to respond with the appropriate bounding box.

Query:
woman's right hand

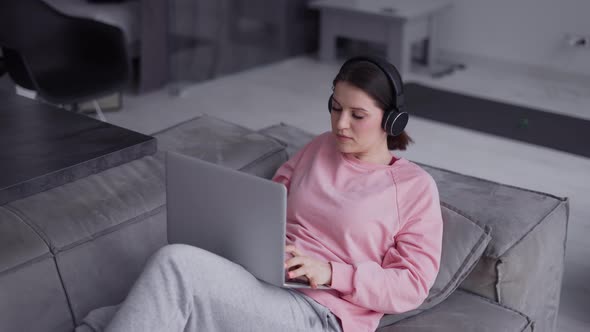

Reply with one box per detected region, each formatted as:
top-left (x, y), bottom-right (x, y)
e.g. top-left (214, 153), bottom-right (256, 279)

top-left (284, 245), bottom-right (332, 289)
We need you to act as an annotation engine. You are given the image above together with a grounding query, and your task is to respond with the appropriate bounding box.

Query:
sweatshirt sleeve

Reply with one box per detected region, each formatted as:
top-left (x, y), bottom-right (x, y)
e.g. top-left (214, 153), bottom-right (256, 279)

top-left (329, 174), bottom-right (443, 314)
top-left (271, 135), bottom-right (320, 190)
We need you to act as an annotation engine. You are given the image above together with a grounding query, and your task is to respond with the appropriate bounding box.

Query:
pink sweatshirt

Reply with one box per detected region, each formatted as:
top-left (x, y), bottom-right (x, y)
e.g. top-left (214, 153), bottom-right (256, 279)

top-left (272, 132), bottom-right (443, 332)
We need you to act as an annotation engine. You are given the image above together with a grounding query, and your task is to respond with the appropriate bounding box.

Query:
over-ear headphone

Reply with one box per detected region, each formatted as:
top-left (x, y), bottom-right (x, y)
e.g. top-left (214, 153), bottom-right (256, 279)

top-left (328, 56), bottom-right (408, 136)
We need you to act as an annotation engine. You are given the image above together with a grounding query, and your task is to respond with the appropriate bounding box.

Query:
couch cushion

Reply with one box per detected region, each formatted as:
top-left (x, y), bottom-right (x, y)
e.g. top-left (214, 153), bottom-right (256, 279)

top-left (5, 154), bottom-right (166, 252)
top-left (377, 290), bottom-right (532, 332)
top-left (417, 164), bottom-right (565, 258)
top-left (155, 115), bottom-right (288, 179)
top-left (2, 153), bottom-right (164, 329)
top-left (57, 209), bottom-right (167, 324)
top-left (259, 122), bottom-right (317, 157)
top-left (0, 207), bottom-right (50, 272)
top-left (0, 258), bottom-right (75, 332)
top-left (0, 208), bottom-right (73, 332)
top-left (422, 204), bottom-right (491, 306)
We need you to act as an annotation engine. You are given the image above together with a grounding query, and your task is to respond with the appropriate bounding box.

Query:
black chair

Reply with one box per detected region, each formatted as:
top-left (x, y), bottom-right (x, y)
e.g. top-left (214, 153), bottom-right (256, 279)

top-left (0, 0), bottom-right (130, 121)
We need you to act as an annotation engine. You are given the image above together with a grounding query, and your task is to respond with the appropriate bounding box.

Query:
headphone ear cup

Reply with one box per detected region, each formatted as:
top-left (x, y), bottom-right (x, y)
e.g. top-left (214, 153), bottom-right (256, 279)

top-left (328, 94), bottom-right (333, 113)
top-left (382, 110), bottom-right (409, 136)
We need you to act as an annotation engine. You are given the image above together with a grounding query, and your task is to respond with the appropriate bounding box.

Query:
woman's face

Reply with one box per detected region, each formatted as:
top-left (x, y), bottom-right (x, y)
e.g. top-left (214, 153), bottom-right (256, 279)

top-left (330, 81), bottom-right (389, 161)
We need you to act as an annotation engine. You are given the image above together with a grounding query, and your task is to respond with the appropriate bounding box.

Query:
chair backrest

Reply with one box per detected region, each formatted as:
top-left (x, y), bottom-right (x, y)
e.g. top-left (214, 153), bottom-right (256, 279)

top-left (0, 1), bottom-right (70, 51)
top-left (0, 48), bottom-right (35, 89)
top-left (0, 0), bottom-right (130, 103)
top-left (0, 1), bottom-right (66, 89)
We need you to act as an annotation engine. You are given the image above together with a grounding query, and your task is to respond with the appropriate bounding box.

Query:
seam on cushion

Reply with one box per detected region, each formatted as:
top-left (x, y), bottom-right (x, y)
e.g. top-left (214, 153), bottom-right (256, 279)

top-left (443, 227), bottom-right (492, 298)
top-left (150, 114), bottom-right (206, 136)
top-left (0, 252), bottom-right (54, 278)
top-left (57, 204), bottom-right (166, 253)
top-left (424, 224), bottom-right (491, 305)
top-left (0, 255), bottom-right (77, 331)
top-left (238, 145), bottom-right (288, 173)
top-left (498, 199), bottom-right (567, 258)
top-left (457, 289), bottom-right (534, 330)
top-left (5, 203), bottom-right (166, 254)
top-left (2, 205), bottom-right (54, 251)
top-left (52, 256), bottom-right (77, 326)
top-left (439, 201), bottom-right (493, 253)
top-left (441, 199), bottom-right (559, 259)
top-left (440, 201), bottom-right (486, 230)
top-left (416, 161), bottom-right (567, 202)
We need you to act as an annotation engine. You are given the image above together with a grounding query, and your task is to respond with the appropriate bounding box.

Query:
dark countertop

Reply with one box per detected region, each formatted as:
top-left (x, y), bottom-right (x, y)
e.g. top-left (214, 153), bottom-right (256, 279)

top-left (0, 91), bottom-right (157, 205)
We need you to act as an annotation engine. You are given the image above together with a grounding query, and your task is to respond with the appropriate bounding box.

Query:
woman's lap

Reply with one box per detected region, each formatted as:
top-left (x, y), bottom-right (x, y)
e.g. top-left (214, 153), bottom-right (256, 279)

top-left (78, 244), bottom-right (341, 332)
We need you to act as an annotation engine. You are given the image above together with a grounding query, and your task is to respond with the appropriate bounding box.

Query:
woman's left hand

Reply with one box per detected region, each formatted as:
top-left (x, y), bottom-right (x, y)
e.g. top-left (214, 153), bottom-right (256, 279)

top-left (285, 245), bottom-right (332, 289)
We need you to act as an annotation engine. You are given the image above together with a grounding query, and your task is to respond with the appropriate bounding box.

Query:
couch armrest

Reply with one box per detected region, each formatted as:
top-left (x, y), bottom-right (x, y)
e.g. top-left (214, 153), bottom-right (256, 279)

top-left (377, 290), bottom-right (532, 332)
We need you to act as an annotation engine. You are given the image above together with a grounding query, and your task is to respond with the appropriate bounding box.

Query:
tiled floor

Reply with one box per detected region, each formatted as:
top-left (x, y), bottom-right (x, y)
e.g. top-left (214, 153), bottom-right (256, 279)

top-left (106, 56), bottom-right (590, 331)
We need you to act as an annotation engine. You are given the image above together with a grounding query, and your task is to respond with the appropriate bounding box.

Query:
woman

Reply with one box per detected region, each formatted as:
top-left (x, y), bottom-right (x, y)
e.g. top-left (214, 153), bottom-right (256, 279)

top-left (82, 56), bottom-right (443, 332)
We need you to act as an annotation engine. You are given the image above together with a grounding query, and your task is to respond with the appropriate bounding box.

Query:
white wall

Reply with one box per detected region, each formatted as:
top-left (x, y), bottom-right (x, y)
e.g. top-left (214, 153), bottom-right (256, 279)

top-left (438, 0), bottom-right (590, 78)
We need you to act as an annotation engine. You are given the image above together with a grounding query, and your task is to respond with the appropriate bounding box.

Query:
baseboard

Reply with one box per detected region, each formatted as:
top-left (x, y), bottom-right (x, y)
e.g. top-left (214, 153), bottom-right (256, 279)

top-left (437, 49), bottom-right (590, 86)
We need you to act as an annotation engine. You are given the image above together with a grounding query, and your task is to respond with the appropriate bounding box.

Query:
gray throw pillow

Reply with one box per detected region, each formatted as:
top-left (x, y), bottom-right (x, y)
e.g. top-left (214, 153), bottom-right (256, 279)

top-left (379, 203), bottom-right (492, 328)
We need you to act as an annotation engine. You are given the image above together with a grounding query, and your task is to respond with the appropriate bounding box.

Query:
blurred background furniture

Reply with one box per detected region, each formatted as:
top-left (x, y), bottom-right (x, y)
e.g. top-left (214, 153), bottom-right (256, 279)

top-left (0, 0), bottom-right (130, 121)
top-left (166, 0), bottom-right (319, 89)
top-left (310, 0), bottom-right (453, 75)
top-left (222, 0), bottom-right (318, 74)
top-left (29, 0), bottom-right (319, 95)
top-left (166, 0), bottom-right (319, 94)
top-left (43, 0), bottom-right (168, 93)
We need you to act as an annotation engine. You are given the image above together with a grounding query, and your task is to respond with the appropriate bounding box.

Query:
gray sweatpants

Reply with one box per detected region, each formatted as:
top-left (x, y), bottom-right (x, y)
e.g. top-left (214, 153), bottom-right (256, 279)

top-left (78, 244), bottom-right (343, 332)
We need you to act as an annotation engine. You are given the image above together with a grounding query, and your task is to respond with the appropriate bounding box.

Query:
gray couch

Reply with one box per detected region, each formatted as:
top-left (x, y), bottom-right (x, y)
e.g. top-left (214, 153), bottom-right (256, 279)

top-left (0, 115), bottom-right (569, 332)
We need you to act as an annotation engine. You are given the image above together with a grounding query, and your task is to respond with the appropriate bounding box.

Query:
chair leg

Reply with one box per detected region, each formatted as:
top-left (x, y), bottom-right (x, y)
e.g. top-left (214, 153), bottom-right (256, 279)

top-left (15, 85), bottom-right (37, 100)
top-left (93, 100), bottom-right (107, 122)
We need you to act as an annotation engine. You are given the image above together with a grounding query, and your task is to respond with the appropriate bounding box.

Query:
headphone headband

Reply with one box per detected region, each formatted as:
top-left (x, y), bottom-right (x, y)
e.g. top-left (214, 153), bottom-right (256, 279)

top-left (340, 56), bottom-right (404, 110)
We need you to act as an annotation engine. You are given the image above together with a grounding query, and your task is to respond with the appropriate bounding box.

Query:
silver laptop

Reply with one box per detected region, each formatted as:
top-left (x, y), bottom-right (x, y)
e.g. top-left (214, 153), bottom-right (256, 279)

top-left (166, 151), bottom-right (329, 290)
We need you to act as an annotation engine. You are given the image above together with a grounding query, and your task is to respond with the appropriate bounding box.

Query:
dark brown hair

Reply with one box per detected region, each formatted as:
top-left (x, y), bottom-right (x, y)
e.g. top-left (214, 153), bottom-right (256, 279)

top-left (332, 60), bottom-right (414, 151)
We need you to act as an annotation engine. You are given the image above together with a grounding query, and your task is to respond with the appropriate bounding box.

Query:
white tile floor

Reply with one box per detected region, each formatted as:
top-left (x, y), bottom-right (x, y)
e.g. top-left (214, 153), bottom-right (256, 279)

top-left (106, 56), bottom-right (590, 331)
